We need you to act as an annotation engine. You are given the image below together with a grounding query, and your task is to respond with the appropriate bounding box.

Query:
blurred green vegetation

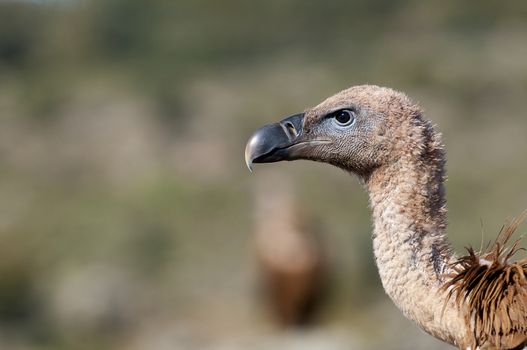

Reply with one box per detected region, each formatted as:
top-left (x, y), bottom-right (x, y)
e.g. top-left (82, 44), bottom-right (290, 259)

top-left (0, 1), bottom-right (527, 349)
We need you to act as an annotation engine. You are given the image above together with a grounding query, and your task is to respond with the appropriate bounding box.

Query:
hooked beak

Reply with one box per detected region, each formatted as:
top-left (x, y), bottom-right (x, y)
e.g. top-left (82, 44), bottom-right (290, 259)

top-left (245, 113), bottom-right (330, 171)
top-left (245, 113), bottom-right (305, 171)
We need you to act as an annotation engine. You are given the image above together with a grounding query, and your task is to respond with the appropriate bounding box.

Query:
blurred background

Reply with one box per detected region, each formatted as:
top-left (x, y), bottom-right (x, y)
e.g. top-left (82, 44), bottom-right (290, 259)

top-left (1, 0), bottom-right (527, 349)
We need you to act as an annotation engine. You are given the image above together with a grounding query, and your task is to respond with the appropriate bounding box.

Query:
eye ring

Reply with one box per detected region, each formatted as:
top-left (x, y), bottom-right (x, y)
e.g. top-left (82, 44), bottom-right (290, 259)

top-left (332, 109), bottom-right (356, 127)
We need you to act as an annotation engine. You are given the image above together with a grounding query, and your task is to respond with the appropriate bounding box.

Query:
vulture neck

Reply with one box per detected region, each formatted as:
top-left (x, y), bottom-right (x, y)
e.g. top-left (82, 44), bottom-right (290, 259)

top-left (363, 133), bottom-right (469, 347)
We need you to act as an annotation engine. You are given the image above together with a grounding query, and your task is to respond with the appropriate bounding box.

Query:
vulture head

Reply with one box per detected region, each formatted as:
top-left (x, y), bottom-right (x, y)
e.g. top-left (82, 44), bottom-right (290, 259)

top-left (245, 85), bottom-right (427, 177)
top-left (245, 84), bottom-right (527, 350)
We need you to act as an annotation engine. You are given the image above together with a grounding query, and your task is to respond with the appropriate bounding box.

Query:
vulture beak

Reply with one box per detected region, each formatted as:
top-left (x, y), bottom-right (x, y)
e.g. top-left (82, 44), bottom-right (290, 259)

top-left (245, 113), bottom-right (306, 171)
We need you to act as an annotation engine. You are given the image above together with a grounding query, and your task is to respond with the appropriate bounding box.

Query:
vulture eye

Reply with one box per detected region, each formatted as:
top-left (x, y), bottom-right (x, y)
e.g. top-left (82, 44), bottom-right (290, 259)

top-left (332, 109), bottom-right (356, 127)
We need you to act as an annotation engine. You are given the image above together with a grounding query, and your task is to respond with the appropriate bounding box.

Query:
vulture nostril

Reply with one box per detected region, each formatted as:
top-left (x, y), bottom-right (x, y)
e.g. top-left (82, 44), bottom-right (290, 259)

top-left (284, 122), bottom-right (298, 139)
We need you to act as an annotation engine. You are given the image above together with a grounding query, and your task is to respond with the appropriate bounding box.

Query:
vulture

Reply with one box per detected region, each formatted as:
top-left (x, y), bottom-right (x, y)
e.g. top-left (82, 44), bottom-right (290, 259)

top-left (244, 85), bottom-right (527, 350)
top-left (252, 175), bottom-right (325, 327)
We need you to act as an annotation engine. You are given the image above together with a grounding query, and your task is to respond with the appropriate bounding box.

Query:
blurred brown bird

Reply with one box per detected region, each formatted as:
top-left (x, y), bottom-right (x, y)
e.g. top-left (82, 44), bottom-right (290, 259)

top-left (252, 175), bottom-right (325, 327)
top-left (245, 85), bottom-right (527, 349)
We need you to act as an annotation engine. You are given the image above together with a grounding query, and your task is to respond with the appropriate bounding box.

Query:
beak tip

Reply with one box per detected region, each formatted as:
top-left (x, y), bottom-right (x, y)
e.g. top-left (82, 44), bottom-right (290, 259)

top-left (245, 159), bottom-right (253, 172)
top-left (245, 141), bottom-right (255, 172)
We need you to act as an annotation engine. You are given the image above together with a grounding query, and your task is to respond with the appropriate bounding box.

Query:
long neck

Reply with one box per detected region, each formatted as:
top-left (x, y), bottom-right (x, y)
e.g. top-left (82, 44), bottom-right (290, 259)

top-left (364, 131), bottom-right (469, 347)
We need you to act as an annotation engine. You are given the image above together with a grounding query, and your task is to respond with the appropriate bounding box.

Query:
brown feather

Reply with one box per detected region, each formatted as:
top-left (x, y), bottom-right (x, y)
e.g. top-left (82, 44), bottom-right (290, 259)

top-left (444, 213), bottom-right (527, 349)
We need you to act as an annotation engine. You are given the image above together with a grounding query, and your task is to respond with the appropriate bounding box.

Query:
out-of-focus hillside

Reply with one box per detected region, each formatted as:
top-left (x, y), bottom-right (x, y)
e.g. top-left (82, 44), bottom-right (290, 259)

top-left (0, 1), bottom-right (526, 349)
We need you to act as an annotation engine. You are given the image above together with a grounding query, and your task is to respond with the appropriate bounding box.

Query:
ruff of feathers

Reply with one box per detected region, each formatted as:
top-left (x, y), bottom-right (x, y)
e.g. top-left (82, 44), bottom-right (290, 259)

top-left (444, 213), bottom-right (527, 349)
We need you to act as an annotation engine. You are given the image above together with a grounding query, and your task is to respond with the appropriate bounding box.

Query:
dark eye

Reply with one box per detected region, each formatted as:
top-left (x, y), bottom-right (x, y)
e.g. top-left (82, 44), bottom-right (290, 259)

top-left (333, 109), bottom-right (356, 126)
